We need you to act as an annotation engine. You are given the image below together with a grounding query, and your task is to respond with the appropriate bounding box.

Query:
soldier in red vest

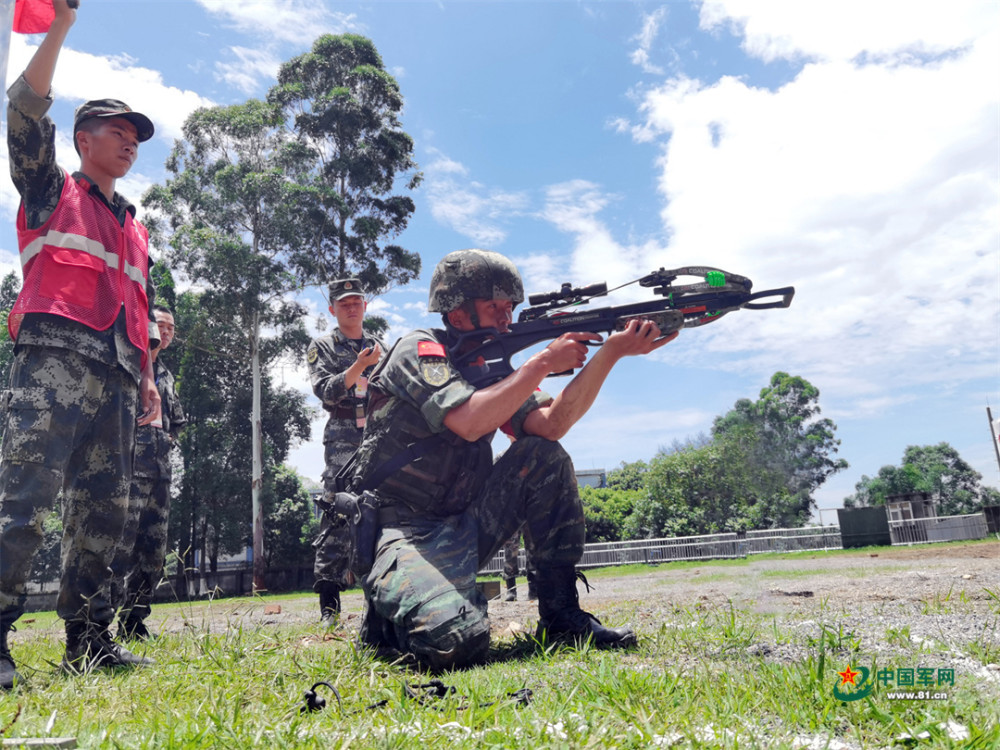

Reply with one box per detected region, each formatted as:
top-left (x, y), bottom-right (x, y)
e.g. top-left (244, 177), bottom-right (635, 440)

top-left (1, 0), bottom-right (161, 689)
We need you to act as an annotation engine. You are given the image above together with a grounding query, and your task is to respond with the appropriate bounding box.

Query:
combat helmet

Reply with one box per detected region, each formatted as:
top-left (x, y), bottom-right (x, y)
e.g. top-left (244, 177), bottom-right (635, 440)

top-left (428, 249), bottom-right (525, 313)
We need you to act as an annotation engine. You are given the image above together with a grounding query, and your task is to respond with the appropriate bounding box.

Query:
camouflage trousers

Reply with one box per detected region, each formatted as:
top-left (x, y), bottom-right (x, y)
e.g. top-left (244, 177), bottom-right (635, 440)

top-left (313, 439), bottom-right (357, 590)
top-left (362, 436), bottom-right (584, 670)
top-left (110, 424), bottom-right (172, 624)
top-left (0, 346), bottom-right (136, 626)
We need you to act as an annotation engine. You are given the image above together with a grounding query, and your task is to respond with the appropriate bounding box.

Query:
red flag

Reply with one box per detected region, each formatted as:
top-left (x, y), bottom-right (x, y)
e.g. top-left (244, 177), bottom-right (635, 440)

top-left (12, 0), bottom-right (55, 35)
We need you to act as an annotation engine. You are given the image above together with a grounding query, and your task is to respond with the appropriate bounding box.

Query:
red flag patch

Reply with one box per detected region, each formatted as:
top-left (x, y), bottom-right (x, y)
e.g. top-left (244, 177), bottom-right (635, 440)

top-left (13, 0), bottom-right (55, 35)
top-left (417, 340), bottom-right (446, 358)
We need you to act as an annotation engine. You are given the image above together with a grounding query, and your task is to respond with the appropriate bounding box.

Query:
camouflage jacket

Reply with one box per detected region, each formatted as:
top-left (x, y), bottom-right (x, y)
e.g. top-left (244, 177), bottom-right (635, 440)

top-left (5, 74), bottom-right (158, 382)
top-left (154, 358), bottom-right (186, 439)
top-left (351, 328), bottom-right (551, 517)
top-left (133, 357), bottom-right (186, 478)
top-left (307, 327), bottom-right (385, 447)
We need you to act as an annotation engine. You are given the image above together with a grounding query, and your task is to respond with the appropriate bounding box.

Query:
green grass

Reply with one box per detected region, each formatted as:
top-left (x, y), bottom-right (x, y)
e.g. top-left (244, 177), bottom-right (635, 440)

top-left (2, 551), bottom-right (998, 748)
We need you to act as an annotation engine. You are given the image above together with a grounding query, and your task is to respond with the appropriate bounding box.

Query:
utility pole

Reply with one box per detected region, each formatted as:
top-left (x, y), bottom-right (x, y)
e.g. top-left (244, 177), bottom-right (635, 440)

top-left (988, 406), bottom-right (1000, 477)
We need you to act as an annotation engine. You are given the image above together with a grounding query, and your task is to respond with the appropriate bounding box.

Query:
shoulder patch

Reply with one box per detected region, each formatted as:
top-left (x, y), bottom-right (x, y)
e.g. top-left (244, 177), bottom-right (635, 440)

top-left (306, 346), bottom-right (318, 364)
top-left (420, 359), bottom-right (451, 386)
top-left (417, 340), bottom-right (447, 358)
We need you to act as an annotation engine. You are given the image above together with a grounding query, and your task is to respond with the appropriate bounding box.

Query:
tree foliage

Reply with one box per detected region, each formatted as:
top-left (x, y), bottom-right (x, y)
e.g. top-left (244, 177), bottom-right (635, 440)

top-left (0, 271), bottom-right (21, 394)
top-left (145, 96), bottom-right (315, 586)
top-left (711, 371), bottom-right (848, 521)
top-left (261, 465), bottom-right (319, 571)
top-left (844, 442), bottom-right (1000, 515)
top-left (606, 460), bottom-right (649, 491)
top-left (624, 373), bottom-right (847, 538)
top-left (580, 487), bottom-right (643, 543)
top-left (165, 288), bottom-right (311, 574)
top-left (269, 33), bottom-right (422, 293)
top-left (145, 35), bottom-right (421, 584)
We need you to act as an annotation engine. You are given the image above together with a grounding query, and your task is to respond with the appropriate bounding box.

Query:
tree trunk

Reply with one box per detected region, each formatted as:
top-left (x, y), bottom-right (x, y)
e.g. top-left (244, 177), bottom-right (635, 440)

top-left (251, 314), bottom-right (266, 592)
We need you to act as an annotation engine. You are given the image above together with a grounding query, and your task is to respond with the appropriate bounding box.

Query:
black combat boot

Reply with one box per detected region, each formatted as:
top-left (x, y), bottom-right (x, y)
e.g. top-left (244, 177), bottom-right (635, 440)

top-left (504, 577), bottom-right (517, 602)
top-left (1, 621), bottom-right (23, 690)
top-left (62, 621), bottom-right (155, 674)
top-left (526, 570), bottom-right (538, 601)
top-left (534, 567), bottom-right (637, 649)
top-left (317, 581), bottom-right (341, 628)
top-left (117, 615), bottom-right (154, 642)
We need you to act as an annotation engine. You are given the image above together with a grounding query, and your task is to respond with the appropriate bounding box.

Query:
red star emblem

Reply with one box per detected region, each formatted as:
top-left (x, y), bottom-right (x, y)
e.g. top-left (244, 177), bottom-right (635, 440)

top-left (837, 665), bottom-right (860, 686)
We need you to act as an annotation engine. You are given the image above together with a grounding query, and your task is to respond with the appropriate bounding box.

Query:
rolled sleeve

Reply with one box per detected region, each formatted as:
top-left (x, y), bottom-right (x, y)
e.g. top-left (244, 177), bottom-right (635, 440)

top-left (7, 74), bottom-right (53, 120)
top-left (507, 390), bottom-right (554, 439)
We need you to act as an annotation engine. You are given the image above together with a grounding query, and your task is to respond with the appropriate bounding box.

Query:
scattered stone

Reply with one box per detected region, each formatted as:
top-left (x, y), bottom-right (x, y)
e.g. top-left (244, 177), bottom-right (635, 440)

top-left (264, 604), bottom-right (281, 615)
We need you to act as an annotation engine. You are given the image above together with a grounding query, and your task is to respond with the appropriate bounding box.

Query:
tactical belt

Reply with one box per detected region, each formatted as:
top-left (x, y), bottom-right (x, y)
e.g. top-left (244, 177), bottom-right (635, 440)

top-left (332, 405), bottom-right (361, 420)
top-left (377, 505), bottom-right (418, 527)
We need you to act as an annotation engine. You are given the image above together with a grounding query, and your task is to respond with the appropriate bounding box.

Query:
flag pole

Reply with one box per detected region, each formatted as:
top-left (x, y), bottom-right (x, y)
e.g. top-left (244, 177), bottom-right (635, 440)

top-left (0, 0), bottom-right (15, 110)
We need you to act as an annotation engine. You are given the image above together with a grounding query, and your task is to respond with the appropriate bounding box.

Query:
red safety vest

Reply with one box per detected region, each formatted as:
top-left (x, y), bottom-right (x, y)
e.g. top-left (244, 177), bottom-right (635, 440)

top-left (9, 171), bottom-right (150, 367)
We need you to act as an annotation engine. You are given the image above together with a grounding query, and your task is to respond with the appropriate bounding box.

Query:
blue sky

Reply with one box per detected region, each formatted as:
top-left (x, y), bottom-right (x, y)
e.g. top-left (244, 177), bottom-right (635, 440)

top-left (2, 0), bottom-right (998, 520)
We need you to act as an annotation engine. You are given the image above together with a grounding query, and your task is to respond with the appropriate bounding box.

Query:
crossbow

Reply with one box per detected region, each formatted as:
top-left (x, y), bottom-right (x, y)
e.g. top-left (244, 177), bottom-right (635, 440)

top-left (449, 266), bottom-right (794, 388)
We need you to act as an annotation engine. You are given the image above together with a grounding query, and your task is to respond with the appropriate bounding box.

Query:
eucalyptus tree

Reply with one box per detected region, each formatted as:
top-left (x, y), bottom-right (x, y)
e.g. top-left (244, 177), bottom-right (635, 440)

top-left (144, 99), bottom-right (313, 589)
top-left (712, 371), bottom-right (848, 521)
top-left (269, 33), bottom-right (422, 296)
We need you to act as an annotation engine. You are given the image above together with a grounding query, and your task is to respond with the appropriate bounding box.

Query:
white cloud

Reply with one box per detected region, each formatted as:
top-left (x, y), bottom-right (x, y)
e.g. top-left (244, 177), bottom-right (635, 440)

top-left (623, 1), bottom-right (999, 409)
top-left (215, 46), bottom-right (282, 95)
top-left (193, 0), bottom-right (364, 94)
top-left (193, 0), bottom-right (362, 44)
top-left (700, 0), bottom-right (993, 64)
top-left (5, 36), bottom-right (214, 144)
top-left (630, 6), bottom-right (669, 75)
top-left (422, 148), bottom-right (529, 246)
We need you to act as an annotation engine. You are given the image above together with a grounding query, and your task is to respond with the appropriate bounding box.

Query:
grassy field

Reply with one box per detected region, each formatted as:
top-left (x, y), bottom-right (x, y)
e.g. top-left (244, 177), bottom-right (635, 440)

top-left (1, 544), bottom-right (998, 748)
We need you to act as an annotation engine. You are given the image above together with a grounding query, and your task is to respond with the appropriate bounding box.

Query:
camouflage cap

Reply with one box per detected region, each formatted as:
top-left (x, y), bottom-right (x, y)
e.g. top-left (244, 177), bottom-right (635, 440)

top-left (428, 249), bottom-right (524, 313)
top-left (73, 99), bottom-right (155, 143)
top-left (330, 278), bottom-right (365, 301)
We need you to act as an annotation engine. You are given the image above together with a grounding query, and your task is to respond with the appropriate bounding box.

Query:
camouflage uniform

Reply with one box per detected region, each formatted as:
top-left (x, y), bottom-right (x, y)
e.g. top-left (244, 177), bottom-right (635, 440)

top-left (110, 357), bottom-right (185, 629)
top-left (353, 327), bottom-right (585, 670)
top-left (0, 76), bottom-right (158, 630)
top-left (308, 327), bottom-right (384, 590)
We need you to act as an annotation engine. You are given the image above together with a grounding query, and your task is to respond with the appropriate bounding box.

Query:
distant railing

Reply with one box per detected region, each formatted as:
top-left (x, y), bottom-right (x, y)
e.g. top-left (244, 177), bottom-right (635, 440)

top-left (888, 512), bottom-right (988, 545)
top-left (479, 525), bottom-right (844, 575)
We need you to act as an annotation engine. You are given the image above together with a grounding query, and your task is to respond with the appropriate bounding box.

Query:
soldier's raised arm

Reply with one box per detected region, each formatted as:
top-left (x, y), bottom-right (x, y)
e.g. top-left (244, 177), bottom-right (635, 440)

top-left (22, 0), bottom-right (77, 98)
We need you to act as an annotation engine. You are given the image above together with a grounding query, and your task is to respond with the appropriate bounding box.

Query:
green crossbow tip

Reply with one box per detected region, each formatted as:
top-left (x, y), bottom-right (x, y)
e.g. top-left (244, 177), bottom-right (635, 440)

top-left (705, 270), bottom-right (726, 287)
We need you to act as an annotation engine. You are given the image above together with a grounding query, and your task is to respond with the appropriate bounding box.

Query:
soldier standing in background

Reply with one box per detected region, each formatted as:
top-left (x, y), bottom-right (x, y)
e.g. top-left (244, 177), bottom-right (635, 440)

top-left (1, 0), bottom-right (160, 688)
top-left (111, 304), bottom-right (186, 641)
top-left (307, 279), bottom-right (384, 626)
top-left (502, 530), bottom-right (536, 601)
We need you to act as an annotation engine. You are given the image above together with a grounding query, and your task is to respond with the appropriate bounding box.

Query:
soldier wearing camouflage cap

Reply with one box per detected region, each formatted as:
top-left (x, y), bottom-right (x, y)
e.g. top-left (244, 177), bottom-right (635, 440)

top-left (1, 0), bottom-right (159, 689)
top-left (306, 279), bottom-right (384, 626)
top-left (351, 248), bottom-right (673, 670)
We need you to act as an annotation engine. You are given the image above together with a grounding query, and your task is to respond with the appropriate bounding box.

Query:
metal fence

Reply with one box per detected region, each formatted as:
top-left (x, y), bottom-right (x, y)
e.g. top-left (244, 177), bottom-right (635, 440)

top-left (888, 512), bottom-right (989, 545)
top-left (479, 525), bottom-right (844, 575)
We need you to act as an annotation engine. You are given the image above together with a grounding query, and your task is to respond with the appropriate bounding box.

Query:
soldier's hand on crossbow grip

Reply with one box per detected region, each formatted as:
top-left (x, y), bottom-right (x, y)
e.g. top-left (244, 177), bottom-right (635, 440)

top-left (605, 318), bottom-right (677, 358)
top-left (541, 332), bottom-right (601, 375)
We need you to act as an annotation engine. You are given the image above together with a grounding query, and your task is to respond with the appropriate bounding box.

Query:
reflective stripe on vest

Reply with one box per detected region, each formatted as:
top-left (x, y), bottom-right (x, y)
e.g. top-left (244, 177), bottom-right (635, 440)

top-left (20, 229), bottom-right (147, 287)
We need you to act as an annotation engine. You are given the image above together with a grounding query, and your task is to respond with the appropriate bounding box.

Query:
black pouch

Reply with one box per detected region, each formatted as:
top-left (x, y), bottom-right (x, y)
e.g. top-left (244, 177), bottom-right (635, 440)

top-left (328, 490), bottom-right (380, 578)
